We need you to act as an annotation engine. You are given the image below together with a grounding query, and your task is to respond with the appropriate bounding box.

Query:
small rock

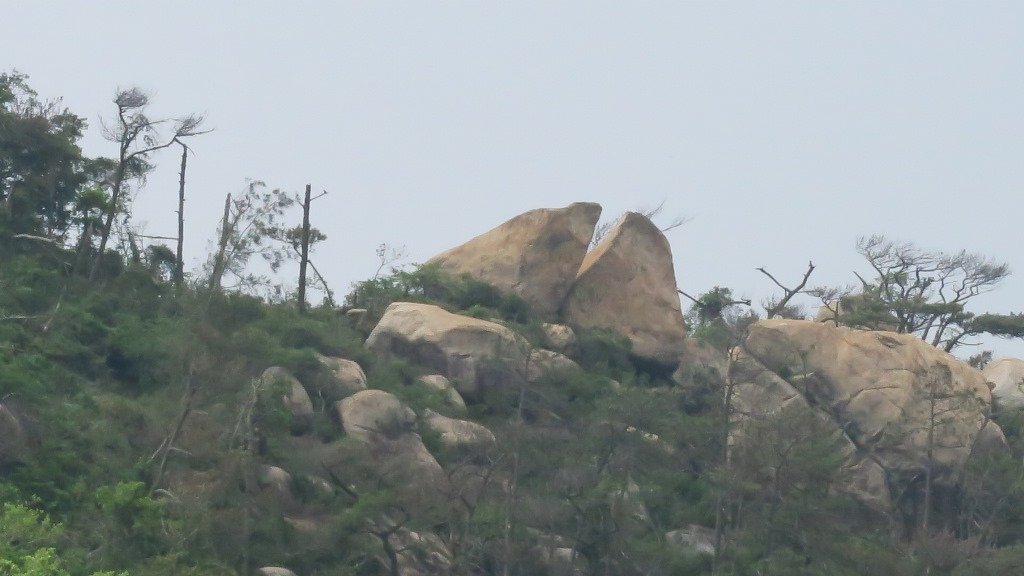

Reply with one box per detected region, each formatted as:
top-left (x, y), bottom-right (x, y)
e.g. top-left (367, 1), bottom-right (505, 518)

top-left (665, 524), bottom-right (716, 556)
top-left (540, 323), bottom-right (576, 354)
top-left (336, 390), bottom-right (416, 440)
top-left (317, 354), bottom-right (369, 399)
top-left (527, 348), bottom-right (581, 383)
top-left (422, 409), bottom-right (496, 454)
top-left (261, 367), bottom-right (313, 420)
top-left (983, 358), bottom-right (1024, 410)
top-left (257, 568), bottom-right (297, 576)
top-left (416, 374), bottom-right (467, 411)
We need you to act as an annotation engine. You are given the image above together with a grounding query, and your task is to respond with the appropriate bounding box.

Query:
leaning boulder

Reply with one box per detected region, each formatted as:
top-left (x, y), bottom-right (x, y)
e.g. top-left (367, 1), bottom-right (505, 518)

top-left (983, 358), bottom-right (1024, 410)
top-left (336, 390), bottom-right (416, 440)
top-left (427, 202), bottom-right (602, 319)
top-left (562, 212), bottom-right (686, 371)
top-left (366, 302), bottom-right (531, 399)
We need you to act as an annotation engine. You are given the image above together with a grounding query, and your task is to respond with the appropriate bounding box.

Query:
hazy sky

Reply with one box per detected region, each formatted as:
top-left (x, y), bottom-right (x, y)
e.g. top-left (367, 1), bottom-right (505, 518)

top-left (6, 2), bottom-right (1024, 358)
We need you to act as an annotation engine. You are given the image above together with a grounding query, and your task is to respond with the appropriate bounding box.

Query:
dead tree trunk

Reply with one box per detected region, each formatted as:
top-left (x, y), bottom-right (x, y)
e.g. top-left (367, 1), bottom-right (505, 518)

top-left (175, 142), bottom-right (188, 287)
top-left (208, 193), bottom-right (232, 292)
top-left (298, 184), bottom-right (311, 313)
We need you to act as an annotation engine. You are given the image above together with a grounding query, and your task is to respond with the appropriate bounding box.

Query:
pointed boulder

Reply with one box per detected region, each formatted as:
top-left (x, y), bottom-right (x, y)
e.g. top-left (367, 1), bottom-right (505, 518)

top-left (427, 202), bottom-right (602, 319)
top-left (562, 212), bottom-right (686, 371)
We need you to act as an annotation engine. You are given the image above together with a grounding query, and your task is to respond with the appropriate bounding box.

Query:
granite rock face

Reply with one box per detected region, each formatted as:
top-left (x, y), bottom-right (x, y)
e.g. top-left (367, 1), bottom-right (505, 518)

top-left (366, 302), bottom-right (531, 399)
top-left (730, 319), bottom-right (999, 511)
top-left (562, 212), bottom-right (686, 371)
top-left (427, 202), bottom-right (602, 319)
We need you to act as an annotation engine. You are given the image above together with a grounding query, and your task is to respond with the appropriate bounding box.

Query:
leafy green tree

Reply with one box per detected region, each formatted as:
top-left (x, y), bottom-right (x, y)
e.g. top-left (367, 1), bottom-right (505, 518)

top-left (0, 72), bottom-right (103, 243)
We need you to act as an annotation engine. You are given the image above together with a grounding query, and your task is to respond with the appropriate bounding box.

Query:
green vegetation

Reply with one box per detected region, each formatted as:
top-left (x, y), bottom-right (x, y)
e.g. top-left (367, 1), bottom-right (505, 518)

top-left (5, 72), bottom-right (1024, 576)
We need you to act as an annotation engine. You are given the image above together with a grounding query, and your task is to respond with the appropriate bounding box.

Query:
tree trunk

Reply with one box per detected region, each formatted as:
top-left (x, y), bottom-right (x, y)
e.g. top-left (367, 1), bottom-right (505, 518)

top-left (90, 148), bottom-right (129, 279)
top-left (298, 184), bottom-right (311, 313)
top-left (208, 194), bottom-right (232, 292)
top-left (175, 143), bottom-right (187, 287)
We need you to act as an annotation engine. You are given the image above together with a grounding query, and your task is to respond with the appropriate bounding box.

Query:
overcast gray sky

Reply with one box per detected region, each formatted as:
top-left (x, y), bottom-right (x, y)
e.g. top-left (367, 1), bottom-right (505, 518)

top-left (5, 2), bottom-right (1023, 358)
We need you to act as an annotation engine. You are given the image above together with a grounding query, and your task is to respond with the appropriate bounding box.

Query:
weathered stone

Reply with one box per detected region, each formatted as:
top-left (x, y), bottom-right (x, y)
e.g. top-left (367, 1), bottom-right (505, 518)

top-left (416, 374), bottom-right (467, 411)
top-left (562, 212), bottom-right (686, 371)
top-left (317, 354), bottom-right (369, 399)
top-left (422, 409), bottom-right (496, 454)
top-left (257, 465), bottom-right (295, 508)
top-left (527, 348), bottom-right (581, 384)
top-left (742, 319), bottom-right (996, 492)
top-left (983, 357), bottom-right (1024, 410)
top-left (261, 367), bottom-right (313, 428)
top-left (427, 202), bottom-right (602, 319)
top-left (257, 568), bottom-right (297, 576)
top-left (972, 420), bottom-right (1009, 458)
top-left (665, 524), bottom-right (716, 556)
top-left (540, 323), bottom-right (577, 354)
top-left (336, 390), bottom-right (416, 440)
top-left (366, 302), bottom-right (530, 399)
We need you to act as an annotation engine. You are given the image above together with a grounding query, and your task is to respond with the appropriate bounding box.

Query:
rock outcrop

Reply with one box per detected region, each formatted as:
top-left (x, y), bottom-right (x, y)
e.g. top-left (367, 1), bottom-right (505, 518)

top-left (983, 357), bottom-right (1024, 409)
top-left (427, 202), bottom-right (602, 319)
top-left (735, 319), bottom-right (997, 509)
top-left (562, 212), bottom-right (686, 371)
top-left (366, 302), bottom-right (531, 399)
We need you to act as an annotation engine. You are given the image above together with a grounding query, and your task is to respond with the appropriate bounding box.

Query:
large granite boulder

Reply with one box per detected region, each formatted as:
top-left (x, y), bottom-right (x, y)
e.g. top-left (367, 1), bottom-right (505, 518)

top-left (366, 302), bottom-right (531, 399)
top-left (336, 390), bottom-right (416, 440)
top-left (729, 347), bottom-right (892, 512)
top-left (983, 358), bottom-right (1024, 410)
top-left (427, 202), bottom-right (602, 319)
top-left (740, 319), bottom-right (996, 496)
top-left (562, 212), bottom-right (686, 371)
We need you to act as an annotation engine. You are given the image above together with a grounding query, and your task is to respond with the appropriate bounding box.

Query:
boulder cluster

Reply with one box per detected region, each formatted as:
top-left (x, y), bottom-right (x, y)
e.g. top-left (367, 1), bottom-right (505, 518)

top-left (247, 202), bottom-right (1024, 572)
top-left (428, 202), bottom-right (687, 371)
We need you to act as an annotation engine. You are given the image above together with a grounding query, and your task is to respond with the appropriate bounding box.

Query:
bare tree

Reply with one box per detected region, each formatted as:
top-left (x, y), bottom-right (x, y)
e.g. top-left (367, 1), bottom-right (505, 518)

top-left (295, 184), bottom-right (327, 312)
top-left (591, 200), bottom-right (690, 247)
top-left (757, 261), bottom-right (815, 319)
top-left (89, 88), bottom-right (206, 279)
